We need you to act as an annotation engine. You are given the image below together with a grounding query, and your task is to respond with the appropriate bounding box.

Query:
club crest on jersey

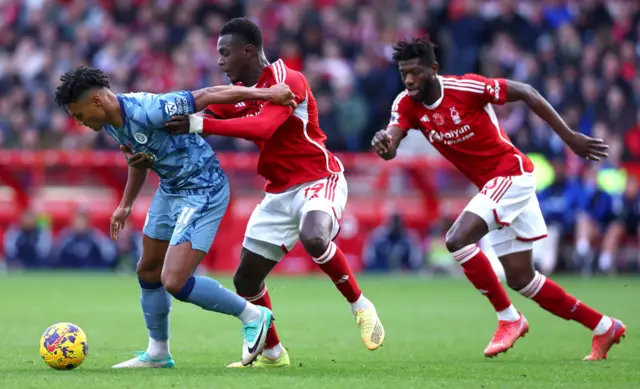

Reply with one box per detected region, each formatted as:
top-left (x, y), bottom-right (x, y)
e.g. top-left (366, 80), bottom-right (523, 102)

top-left (164, 102), bottom-right (177, 116)
top-left (450, 107), bottom-right (461, 125)
top-left (433, 113), bottom-right (445, 126)
top-left (134, 133), bottom-right (148, 144)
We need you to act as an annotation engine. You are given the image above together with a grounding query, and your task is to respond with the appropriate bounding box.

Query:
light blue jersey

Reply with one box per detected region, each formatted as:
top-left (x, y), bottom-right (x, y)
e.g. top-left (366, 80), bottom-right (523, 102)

top-left (104, 91), bottom-right (229, 252)
top-left (104, 91), bottom-right (226, 194)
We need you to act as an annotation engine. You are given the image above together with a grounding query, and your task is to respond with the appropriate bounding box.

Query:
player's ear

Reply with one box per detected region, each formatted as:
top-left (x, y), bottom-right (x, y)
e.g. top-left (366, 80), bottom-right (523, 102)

top-left (91, 94), bottom-right (102, 107)
top-left (431, 62), bottom-right (439, 78)
top-left (244, 44), bottom-right (255, 58)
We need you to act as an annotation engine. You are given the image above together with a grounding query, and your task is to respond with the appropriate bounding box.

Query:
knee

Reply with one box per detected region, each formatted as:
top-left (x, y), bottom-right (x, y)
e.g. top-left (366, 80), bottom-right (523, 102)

top-left (299, 230), bottom-right (329, 259)
top-left (161, 270), bottom-right (189, 297)
top-left (136, 257), bottom-right (162, 283)
top-left (445, 230), bottom-right (469, 253)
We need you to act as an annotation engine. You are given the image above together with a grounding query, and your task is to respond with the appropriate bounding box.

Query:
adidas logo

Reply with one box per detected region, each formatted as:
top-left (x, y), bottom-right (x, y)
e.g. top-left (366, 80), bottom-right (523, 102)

top-left (420, 115), bottom-right (430, 122)
top-left (235, 102), bottom-right (246, 108)
top-left (334, 275), bottom-right (349, 285)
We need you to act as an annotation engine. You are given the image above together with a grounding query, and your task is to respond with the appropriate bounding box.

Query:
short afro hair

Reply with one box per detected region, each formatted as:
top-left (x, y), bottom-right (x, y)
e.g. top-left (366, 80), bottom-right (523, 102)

top-left (392, 37), bottom-right (437, 65)
top-left (55, 66), bottom-right (110, 107)
top-left (220, 17), bottom-right (263, 48)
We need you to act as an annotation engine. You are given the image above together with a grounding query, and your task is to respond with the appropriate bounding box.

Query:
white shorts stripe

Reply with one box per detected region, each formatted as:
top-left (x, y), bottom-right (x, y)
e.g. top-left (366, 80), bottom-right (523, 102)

top-left (493, 179), bottom-right (513, 203)
top-left (489, 178), bottom-right (510, 202)
top-left (327, 175), bottom-right (338, 201)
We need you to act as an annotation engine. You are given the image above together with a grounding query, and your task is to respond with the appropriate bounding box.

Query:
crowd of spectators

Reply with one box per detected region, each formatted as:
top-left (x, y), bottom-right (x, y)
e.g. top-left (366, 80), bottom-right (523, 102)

top-left (3, 208), bottom-right (141, 270)
top-left (0, 0), bottom-right (637, 157)
top-left (2, 0), bottom-right (640, 273)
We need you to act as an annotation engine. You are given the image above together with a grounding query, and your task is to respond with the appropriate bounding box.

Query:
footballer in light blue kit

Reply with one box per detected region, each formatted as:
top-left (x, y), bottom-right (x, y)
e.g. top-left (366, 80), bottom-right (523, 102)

top-left (54, 66), bottom-right (295, 368)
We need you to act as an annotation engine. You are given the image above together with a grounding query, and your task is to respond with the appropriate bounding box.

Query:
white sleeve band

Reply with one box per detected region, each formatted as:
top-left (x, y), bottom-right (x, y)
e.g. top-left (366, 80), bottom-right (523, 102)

top-left (188, 114), bottom-right (204, 134)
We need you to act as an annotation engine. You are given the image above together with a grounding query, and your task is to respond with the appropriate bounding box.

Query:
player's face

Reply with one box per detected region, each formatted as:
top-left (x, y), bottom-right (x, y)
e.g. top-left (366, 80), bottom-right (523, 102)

top-left (217, 34), bottom-right (253, 84)
top-left (67, 94), bottom-right (107, 131)
top-left (398, 58), bottom-right (437, 102)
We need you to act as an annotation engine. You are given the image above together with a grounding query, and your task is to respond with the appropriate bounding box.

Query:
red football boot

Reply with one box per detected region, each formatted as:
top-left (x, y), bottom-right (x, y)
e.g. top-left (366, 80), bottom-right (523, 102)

top-left (583, 318), bottom-right (626, 361)
top-left (484, 313), bottom-right (529, 358)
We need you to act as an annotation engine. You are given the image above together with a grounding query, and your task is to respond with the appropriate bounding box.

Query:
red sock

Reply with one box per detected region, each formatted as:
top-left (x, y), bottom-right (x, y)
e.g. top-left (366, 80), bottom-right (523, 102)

top-left (453, 245), bottom-right (512, 312)
top-left (313, 241), bottom-right (362, 303)
top-left (519, 271), bottom-right (603, 330)
top-left (240, 284), bottom-right (281, 349)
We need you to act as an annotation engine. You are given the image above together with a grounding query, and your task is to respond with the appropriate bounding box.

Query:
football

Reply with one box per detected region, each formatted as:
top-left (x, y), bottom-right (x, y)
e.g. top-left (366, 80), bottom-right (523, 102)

top-left (39, 322), bottom-right (88, 370)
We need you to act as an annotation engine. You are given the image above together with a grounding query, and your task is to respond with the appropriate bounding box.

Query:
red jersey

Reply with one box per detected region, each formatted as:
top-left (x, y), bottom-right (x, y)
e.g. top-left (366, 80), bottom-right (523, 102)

top-left (388, 74), bottom-right (534, 188)
top-left (205, 59), bottom-right (343, 193)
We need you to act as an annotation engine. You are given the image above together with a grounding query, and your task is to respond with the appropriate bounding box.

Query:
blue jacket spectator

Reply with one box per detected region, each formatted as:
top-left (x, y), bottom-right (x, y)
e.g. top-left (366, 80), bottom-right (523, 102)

top-left (538, 161), bottom-right (582, 230)
top-left (53, 212), bottom-right (117, 270)
top-left (579, 182), bottom-right (617, 228)
top-left (363, 214), bottom-right (422, 272)
top-left (3, 210), bottom-right (52, 268)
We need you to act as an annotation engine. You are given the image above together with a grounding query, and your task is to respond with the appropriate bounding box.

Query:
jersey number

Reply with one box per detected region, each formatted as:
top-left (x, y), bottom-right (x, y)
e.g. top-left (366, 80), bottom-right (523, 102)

top-left (304, 183), bottom-right (325, 199)
top-left (175, 207), bottom-right (196, 234)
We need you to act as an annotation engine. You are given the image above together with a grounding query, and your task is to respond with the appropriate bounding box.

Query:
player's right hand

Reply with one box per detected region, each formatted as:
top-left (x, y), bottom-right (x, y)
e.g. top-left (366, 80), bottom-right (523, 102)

top-left (110, 205), bottom-right (131, 241)
top-left (565, 131), bottom-right (610, 162)
top-left (268, 84), bottom-right (296, 108)
top-left (121, 145), bottom-right (155, 169)
top-left (371, 130), bottom-right (394, 159)
top-left (165, 115), bottom-right (191, 134)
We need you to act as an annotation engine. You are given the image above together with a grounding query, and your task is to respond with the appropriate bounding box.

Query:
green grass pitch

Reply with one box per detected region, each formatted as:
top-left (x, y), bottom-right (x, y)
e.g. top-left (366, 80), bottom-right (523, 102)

top-left (0, 274), bottom-right (638, 388)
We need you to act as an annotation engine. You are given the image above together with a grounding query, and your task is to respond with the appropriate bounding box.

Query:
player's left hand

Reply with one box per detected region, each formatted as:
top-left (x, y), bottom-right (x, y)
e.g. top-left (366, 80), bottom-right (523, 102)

top-left (371, 130), bottom-right (395, 160)
top-left (268, 84), bottom-right (297, 108)
top-left (110, 205), bottom-right (131, 241)
top-left (121, 145), bottom-right (155, 168)
top-left (565, 132), bottom-right (609, 162)
top-left (165, 115), bottom-right (190, 134)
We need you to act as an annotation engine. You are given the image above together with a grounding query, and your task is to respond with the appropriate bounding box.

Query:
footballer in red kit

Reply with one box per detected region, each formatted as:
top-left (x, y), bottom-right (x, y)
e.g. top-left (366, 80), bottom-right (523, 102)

top-left (165, 18), bottom-right (385, 368)
top-left (372, 37), bottom-right (625, 360)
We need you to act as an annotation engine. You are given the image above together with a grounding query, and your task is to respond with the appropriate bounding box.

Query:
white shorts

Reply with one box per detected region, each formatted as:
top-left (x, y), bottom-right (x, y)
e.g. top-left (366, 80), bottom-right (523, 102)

top-left (463, 174), bottom-right (548, 257)
top-left (243, 173), bottom-right (347, 262)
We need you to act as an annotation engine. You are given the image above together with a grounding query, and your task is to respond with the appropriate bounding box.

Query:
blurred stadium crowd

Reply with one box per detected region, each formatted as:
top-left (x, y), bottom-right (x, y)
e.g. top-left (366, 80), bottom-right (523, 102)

top-left (2, 0), bottom-right (640, 275)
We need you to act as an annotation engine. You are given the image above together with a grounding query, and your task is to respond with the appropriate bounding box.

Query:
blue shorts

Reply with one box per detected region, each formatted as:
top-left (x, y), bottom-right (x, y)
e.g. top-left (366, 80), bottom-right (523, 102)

top-left (143, 184), bottom-right (230, 253)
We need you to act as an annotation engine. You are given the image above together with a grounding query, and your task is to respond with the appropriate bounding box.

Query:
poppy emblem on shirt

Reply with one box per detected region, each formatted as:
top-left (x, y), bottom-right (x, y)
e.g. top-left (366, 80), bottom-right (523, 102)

top-left (433, 113), bottom-right (444, 126)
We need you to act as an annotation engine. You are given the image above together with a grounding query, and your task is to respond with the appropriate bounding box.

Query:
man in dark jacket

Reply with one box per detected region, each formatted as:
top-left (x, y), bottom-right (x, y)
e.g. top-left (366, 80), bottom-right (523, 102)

top-left (3, 210), bottom-right (52, 268)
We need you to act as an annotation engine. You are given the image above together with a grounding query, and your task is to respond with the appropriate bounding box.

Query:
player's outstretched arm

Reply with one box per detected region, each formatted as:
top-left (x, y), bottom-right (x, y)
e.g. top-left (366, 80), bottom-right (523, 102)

top-left (166, 103), bottom-right (293, 141)
top-left (505, 80), bottom-right (609, 161)
top-left (191, 84), bottom-right (295, 112)
top-left (372, 126), bottom-right (405, 160)
top-left (111, 147), bottom-right (149, 241)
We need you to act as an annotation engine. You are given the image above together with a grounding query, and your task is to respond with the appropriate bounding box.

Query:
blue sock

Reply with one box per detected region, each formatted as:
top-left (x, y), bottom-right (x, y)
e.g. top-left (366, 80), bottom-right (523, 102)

top-left (173, 276), bottom-right (247, 316)
top-left (139, 279), bottom-right (171, 342)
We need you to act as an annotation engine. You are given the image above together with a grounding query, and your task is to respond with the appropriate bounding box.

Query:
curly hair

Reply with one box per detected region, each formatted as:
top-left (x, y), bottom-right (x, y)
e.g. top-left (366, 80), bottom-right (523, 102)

top-left (392, 37), bottom-right (437, 64)
top-left (54, 66), bottom-right (110, 107)
top-left (220, 17), bottom-right (263, 48)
